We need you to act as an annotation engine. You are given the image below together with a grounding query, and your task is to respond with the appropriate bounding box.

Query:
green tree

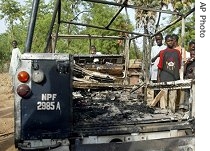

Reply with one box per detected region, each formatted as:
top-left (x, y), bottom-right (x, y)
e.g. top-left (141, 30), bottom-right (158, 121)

top-left (55, 2), bottom-right (134, 55)
top-left (0, 0), bottom-right (25, 38)
top-left (0, 0), bottom-right (53, 71)
top-left (0, 32), bottom-right (11, 72)
top-left (164, 12), bottom-right (195, 50)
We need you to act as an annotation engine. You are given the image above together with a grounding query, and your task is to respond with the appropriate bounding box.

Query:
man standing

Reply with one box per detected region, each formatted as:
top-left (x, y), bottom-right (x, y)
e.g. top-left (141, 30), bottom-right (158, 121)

top-left (150, 32), bottom-right (166, 83)
top-left (9, 40), bottom-right (21, 86)
top-left (172, 34), bottom-right (190, 63)
top-left (183, 41), bottom-right (195, 79)
top-left (172, 34), bottom-right (190, 80)
top-left (179, 41), bottom-right (195, 111)
top-left (157, 35), bottom-right (182, 113)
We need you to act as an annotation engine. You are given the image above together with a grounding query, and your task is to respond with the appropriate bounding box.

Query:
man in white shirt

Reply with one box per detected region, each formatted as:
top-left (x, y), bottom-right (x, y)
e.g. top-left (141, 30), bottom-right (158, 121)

top-left (150, 33), bottom-right (166, 83)
top-left (9, 40), bottom-right (21, 86)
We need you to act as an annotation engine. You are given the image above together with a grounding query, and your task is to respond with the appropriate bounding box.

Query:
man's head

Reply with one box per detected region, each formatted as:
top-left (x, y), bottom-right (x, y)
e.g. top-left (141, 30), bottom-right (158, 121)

top-left (165, 35), bottom-right (174, 49)
top-left (188, 40), bottom-right (195, 52)
top-left (172, 34), bottom-right (179, 47)
top-left (91, 45), bottom-right (96, 54)
top-left (154, 32), bottom-right (163, 46)
top-left (12, 40), bottom-right (18, 48)
top-left (190, 50), bottom-right (195, 60)
top-left (189, 41), bottom-right (195, 59)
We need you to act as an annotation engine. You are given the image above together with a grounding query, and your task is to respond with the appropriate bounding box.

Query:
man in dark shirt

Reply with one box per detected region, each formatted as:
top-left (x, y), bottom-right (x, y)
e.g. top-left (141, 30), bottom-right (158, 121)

top-left (179, 41), bottom-right (195, 111)
top-left (184, 41), bottom-right (195, 79)
top-left (157, 35), bottom-right (182, 82)
top-left (157, 34), bottom-right (182, 113)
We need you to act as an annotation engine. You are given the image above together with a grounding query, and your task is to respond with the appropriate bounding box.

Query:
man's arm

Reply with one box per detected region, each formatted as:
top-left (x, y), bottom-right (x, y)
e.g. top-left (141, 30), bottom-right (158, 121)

top-left (157, 68), bottom-right (161, 82)
top-left (184, 58), bottom-right (190, 75)
top-left (184, 64), bottom-right (195, 79)
top-left (157, 50), bottom-right (164, 82)
top-left (151, 52), bottom-right (160, 63)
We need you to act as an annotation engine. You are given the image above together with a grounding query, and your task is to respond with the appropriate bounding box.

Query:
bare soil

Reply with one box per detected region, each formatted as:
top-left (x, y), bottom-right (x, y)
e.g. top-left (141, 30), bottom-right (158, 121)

top-left (0, 73), bottom-right (17, 151)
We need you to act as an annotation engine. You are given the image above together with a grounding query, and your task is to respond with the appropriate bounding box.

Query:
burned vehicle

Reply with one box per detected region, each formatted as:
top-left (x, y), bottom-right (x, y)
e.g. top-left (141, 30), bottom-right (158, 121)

top-left (13, 0), bottom-right (195, 150)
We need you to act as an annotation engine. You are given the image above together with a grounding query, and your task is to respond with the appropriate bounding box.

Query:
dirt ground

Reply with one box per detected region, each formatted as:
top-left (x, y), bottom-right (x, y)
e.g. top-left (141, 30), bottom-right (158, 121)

top-left (0, 73), bottom-right (17, 151)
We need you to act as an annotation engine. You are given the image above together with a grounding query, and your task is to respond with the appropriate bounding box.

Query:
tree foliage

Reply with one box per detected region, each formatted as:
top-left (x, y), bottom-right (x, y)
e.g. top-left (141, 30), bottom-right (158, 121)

top-left (164, 11), bottom-right (195, 49)
top-left (0, 0), bottom-right (25, 36)
top-left (0, 0), bottom-right (194, 71)
top-left (128, 0), bottom-right (195, 53)
top-left (55, 2), bottom-right (134, 55)
top-left (130, 0), bottom-right (194, 32)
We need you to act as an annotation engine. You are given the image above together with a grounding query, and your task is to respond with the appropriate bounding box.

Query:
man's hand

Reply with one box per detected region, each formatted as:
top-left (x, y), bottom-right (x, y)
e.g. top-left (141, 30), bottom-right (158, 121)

top-left (151, 52), bottom-right (160, 63)
top-left (185, 57), bottom-right (194, 64)
top-left (151, 57), bottom-right (156, 63)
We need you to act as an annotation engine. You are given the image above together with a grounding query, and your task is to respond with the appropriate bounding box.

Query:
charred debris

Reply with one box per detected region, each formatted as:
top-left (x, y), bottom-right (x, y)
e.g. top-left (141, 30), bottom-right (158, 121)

top-left (44, 0), bottom-right (195, 126)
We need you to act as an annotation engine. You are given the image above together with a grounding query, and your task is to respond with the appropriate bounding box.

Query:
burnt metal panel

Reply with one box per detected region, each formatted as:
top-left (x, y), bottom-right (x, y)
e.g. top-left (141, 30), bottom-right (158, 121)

top-left (73, 54), bottom-right (125, 64)
top-left (73, 136), bottom-right (194, 151)
top-left (73, 120), bottom-right (193, 136)
top-left (20, 56), bottom-right (73, 140)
